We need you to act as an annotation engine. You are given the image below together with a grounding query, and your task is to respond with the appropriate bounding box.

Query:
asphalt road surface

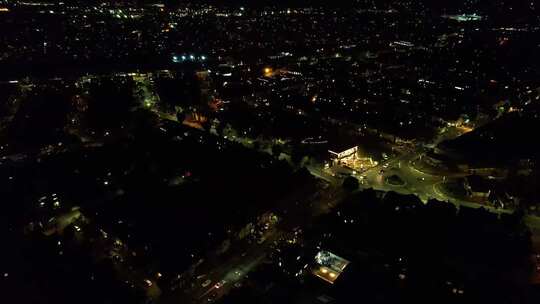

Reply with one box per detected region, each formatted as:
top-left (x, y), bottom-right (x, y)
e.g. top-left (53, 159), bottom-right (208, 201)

top-left (157, 116), bottom-right (540, 304)
top-left (159, 182), bottom-right (345, 304)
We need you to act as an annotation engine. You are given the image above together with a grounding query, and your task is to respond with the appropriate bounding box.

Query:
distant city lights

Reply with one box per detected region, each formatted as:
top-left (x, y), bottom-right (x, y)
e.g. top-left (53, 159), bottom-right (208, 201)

top-left (172, 54), bottom-right (208, 63)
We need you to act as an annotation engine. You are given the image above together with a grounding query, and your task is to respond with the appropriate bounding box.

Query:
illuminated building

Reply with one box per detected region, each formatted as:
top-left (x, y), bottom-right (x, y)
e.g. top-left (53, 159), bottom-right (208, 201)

top-left (328, 145), bottom-right (358, 166)
top-left (311, 251), bottom-right (350, 284)
top-left (443, 13), bottom-right (483, 22)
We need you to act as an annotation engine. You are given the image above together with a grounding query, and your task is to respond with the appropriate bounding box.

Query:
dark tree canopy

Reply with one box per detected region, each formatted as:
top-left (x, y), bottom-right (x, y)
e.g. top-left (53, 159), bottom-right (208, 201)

top-left (7, 86), bottom-right (73, 150)
top-left (342, 176), bottom-right (360, 191)
top-left (87, 77), bottom-right (137, 132)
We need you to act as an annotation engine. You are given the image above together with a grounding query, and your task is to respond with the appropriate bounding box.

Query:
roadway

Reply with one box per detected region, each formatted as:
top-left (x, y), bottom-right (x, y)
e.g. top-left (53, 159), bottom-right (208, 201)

top-left (160, 184), bottom-right (345, 304)
top-left (328, 131), bottom-right (513, 214)
top-left (156, 113), bottom-right (540, 304)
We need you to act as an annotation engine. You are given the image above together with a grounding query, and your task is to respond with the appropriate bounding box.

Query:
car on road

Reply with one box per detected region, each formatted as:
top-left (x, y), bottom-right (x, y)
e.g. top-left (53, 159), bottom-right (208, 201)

top-left (207, 292), bottom-right (218, 303)
top-left (201, 279), bottom-right (212, 288)
top-left (143, 279), bottom-right (153, 287)
top-left (214, 280), bottom-right (227, 289)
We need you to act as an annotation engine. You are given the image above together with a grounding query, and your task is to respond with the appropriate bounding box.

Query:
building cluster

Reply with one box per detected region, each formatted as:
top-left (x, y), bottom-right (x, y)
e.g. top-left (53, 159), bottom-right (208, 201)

top-left (1, 1), bottom-right (540, 304)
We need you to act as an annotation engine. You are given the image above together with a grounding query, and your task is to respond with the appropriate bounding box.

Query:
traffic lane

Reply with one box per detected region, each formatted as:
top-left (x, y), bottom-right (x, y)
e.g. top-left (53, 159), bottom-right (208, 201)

top-left (191, 186), bottom-right (345, 303)
top-left (170, 242), bottom-right (262, 303)
top-left (188, 224), bottom-right (288, 303)
top-left (306, 164), bottom-right (340, 185)
top-left (190, 245), bottom-right (267, 299)
top-left (363, 159), bottom-right (509, 215)
top-left (198, 254), bottom-right (266, 303)
top-left (359, 156), bottom-right (446, 202)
